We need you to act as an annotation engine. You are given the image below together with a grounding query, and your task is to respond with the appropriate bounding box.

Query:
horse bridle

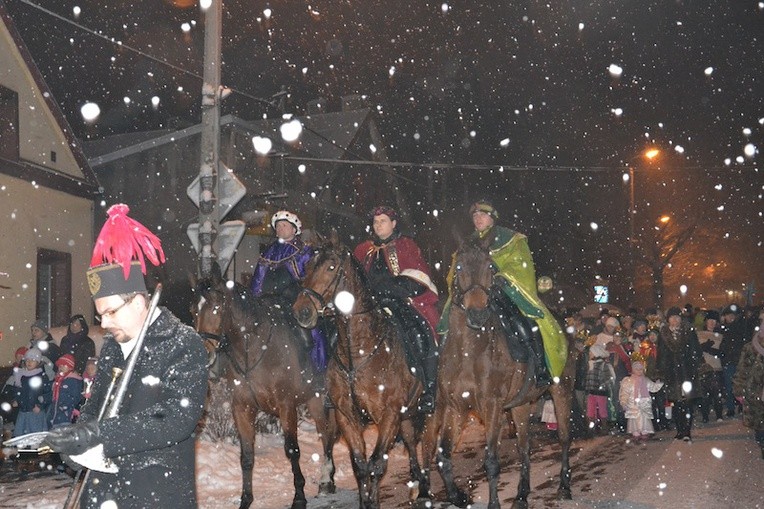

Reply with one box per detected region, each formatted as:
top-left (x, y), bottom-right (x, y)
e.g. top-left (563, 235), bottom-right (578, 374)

top-left (452, 262), bottom-right (493, 310)
top-left (298, 249), bottom-right (348, 318)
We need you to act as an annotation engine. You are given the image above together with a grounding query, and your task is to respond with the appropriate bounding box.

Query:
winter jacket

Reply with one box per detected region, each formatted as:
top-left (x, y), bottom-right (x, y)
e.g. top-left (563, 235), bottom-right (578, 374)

top-left (48, 372), bottom-right (84, 427)
top-left (733, 339), bottom-right (764, 432)
top-left (657, 323), bottom-right (703, 401)
top-left (60, 331), bottom-right (96, 375)
top-left (77, 308), bottom-right (208, 509)
top-left (720, 316), bottom-right (749, 367)
top-left (14, 367), bottom-right (51, 412)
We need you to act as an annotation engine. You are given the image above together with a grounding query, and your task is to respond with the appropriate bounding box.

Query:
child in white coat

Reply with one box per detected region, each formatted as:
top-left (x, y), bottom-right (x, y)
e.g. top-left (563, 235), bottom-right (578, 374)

top-left (619, 359), bottom-right (664, 441)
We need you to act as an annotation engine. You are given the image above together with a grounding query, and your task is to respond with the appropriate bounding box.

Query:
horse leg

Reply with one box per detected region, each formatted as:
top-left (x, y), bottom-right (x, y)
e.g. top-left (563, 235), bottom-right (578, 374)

top-left (399, 418), bottom-right (424, 499)
top-left (509, 403), bottom-right (533, 509)
top-left (483, 402), bottom-right (505, 509)
top-left (307, 396), bottom-right (337, 495)
top-left (550, 383), bottom-right (573, 499)
top-left (281, 405), bottom-right (307, 509)
top-left (417, 411), bottom-right (440, 502)
top-left (232, 400), bottom-right (257, 509)
top-left (366, 412), bottom-right (402, 508)
top-left (436, 406), bottom-right (470, 508)
top-left (334, 407), bottom-right (371, 508)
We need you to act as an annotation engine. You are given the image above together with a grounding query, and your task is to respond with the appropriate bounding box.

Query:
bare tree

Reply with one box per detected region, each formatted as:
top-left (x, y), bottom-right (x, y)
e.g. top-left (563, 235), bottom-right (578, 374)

top-left (634, 217), bottom-right (697, 310)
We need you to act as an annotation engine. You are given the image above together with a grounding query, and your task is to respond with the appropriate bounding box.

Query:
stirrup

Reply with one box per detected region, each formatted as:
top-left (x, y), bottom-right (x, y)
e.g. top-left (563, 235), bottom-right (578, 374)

top-left (417, 392), bottom-right (436, 415)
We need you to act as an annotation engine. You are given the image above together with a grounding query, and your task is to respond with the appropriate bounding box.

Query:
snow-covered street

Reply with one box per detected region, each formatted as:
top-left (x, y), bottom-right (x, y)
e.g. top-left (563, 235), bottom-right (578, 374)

top-left (1, 415), bottom-right (761, 508)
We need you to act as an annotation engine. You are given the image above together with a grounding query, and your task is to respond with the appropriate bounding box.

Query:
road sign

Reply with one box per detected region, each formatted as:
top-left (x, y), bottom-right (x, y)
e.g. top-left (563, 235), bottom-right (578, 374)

top-left (187, 220), bottom-right (246, 274)
top-left (186, 162), bottom-right (246, 221)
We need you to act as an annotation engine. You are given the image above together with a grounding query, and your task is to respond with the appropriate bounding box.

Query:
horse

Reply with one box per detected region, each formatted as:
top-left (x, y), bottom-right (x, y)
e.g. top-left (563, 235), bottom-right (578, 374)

top-left (420, 237), bottom-right (576, 509)
top-left (194, 266), bottom-right (338, 509)
top-left (293, 231), bottom-right (427, 509)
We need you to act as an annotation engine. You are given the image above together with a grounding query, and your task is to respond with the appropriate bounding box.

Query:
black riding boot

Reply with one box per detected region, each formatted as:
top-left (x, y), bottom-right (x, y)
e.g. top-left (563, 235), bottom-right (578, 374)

top-left (508, 313), bottom-right (552, 387)
top-left (417, 352), bottom-right (438, 415)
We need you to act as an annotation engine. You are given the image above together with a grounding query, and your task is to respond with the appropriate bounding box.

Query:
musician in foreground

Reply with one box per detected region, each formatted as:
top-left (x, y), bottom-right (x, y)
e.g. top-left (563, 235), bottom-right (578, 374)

top-left (42, 204), bottom-right (208, 508)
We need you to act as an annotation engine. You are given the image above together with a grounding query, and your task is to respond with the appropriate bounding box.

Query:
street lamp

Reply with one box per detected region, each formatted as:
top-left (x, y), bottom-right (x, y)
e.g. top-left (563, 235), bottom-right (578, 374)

top-left (626, 147), bottom-right (660, 303)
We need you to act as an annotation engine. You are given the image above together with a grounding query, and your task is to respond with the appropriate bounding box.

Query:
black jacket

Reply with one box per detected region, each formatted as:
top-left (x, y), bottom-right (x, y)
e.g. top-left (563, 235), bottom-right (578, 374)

top-left (657, 323), bottom-right (703, 401)
top-left (720, 317), bottom-right (749, 367)
top-left (79, 308), bottom-right (208, 509)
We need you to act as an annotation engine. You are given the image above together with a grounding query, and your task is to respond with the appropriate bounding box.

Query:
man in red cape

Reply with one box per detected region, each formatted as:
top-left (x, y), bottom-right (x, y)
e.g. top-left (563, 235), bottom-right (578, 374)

top-left (354, 206), bottom-right (440, 414)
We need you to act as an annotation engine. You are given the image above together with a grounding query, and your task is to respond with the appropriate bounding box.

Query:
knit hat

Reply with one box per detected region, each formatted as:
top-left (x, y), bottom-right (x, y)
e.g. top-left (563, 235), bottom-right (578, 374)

top-left (704, 310), bottom-right (720, 322)
top-left (15, 346), bottom-right (28, 357)
top-left (606, 317), bottom-right (620, 328)
top-left (721, 305), bottom-right (739, 316)
top-left (86, 204), bottom-right (165, 300)
top-left (56, 354), bottom-right (76, 370)
top-left (666, 307), bottom-right (682, 319)
top-left (23, 347), bottom-right (43, 362)
top-left (31, 319), bottom-right (48, 333)
top-left (634, 319), bottom-right (647, 329)
top-left (469, 199), bottom-right (499, 219)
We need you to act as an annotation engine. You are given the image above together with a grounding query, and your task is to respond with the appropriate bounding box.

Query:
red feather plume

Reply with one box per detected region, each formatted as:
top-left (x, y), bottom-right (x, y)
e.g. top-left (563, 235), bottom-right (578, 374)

top-left (90, 204), bottom-right (166, 279)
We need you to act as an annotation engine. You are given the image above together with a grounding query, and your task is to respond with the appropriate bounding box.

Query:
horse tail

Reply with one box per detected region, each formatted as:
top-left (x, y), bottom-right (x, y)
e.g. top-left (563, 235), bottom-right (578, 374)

top-left (504, 358), bottom-right (535, 410)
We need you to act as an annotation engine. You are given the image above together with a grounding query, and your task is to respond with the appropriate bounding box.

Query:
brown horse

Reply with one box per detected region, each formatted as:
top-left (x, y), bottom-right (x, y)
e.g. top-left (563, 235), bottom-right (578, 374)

top-left (420, 238), bottom-right (575, 509)
top-left (293, 231), bottom-right (426, 509)
top-left (194, 267), bottom-right (338, 509)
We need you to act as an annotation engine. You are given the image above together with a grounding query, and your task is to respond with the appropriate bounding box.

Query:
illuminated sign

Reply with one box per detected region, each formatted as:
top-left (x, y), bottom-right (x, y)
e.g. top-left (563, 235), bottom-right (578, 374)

top-left (594, 285), bottom-right (609, 303)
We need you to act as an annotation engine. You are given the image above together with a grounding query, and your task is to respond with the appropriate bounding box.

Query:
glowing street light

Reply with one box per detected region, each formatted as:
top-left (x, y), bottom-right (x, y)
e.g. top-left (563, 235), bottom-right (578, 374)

top-left (627, 147), bottom-right (661, 302)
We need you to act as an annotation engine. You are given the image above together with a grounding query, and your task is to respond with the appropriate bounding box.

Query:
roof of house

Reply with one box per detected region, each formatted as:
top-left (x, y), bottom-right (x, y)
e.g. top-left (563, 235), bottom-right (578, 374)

top-left (0, 2), bottom-right (99, 198)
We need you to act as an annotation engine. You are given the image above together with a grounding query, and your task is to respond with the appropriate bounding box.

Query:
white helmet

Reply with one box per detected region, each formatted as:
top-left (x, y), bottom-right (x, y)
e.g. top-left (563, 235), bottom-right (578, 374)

top-left (271, 210), bottom-right (302, 235)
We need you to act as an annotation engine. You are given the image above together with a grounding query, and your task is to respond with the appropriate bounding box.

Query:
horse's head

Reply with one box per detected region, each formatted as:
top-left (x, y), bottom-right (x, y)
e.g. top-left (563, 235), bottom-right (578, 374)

top-left (193, 267), bottom-right (228, 367)
top-left (294, 230), bottom-right (354, 328)
top-left (452, 239), bottom-right (495, 329)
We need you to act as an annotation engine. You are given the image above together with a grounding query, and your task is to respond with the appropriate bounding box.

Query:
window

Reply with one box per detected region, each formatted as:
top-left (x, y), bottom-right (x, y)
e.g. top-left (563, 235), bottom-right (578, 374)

top-left (0, 85), bottom-right (19, 161)
top-left (37, 249), bottom-right (71, 327)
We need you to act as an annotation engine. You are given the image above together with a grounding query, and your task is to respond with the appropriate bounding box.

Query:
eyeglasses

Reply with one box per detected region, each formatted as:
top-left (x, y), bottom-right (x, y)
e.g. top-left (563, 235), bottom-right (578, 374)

top-left (96, 294), bottom-right (136, 322)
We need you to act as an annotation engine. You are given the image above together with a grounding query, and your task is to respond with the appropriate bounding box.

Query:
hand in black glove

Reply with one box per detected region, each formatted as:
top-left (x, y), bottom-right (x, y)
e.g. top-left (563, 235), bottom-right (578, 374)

top-left (42, 420), bottom-right (100, 456)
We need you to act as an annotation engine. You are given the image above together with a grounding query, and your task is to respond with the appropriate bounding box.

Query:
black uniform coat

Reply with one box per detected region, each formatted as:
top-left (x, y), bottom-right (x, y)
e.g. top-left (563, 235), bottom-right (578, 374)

top-left (78, 308), bottom-right (208, 509)
top-left (657, 322), bottom-right (703, 401)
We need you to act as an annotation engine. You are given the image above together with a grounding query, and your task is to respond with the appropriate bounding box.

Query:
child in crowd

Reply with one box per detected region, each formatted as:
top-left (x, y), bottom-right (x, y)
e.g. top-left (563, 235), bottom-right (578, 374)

top-left (48, 354), bottom-right (84, 428)
top-left (12, 348), bottom-right (51, 436)
top-left (586, 341), bottom-right (614, 433)
top-left (80, 356), bottom-right (98, 407)
top-left (619, 359), bottom-right (664, 441)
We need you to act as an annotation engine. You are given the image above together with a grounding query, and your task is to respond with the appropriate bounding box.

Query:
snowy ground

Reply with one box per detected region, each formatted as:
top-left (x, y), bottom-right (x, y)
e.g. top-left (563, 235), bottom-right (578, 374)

top-left (1, 417), bottom-right (762, 508)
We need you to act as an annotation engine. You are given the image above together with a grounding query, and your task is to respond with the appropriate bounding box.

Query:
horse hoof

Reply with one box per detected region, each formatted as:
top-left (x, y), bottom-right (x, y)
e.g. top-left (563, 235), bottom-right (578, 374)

top-left (557, 487), bottom-right (572, 500)
top-left (318, 482), bottom-right (337, 495)
top-left (449, 489), bottom-right (470, 508)
top-left (511, 499), bottom-right (529, 509)
top-left (238, 494), bottom-right (254, 509)
top-left (413, 497), bottom-right (433, 509)
top-left (290, 500), bottom-right (307, 509)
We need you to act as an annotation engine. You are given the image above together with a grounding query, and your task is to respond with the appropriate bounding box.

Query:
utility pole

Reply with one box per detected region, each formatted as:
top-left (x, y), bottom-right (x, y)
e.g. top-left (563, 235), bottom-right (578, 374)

top-left (197, 0), bottom-right (222, 277)
top-left (187, 0), bottom-right (246, 278)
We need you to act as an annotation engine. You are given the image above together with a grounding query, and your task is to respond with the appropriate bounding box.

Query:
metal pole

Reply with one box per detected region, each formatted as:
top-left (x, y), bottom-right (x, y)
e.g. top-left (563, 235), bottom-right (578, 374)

top-left (198, 0), bottom-right (222, 277)
top-left (628, 166), bottom-right (635, 303)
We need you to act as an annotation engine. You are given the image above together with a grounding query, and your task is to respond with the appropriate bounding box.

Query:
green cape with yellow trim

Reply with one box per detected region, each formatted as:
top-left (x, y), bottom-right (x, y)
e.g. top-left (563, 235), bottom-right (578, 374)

top-left (437, 226), bottom-right (568, 378)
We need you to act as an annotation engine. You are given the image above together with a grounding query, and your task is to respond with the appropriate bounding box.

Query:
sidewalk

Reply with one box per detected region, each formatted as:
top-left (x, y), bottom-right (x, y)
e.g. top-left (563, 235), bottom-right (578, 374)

top-left (555, 417), bottom-right (763, 509)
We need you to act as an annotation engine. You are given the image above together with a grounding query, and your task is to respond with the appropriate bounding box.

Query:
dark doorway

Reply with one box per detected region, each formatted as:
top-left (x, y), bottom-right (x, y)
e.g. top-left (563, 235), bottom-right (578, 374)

top-left (36, 249), bottom-right (71, 327)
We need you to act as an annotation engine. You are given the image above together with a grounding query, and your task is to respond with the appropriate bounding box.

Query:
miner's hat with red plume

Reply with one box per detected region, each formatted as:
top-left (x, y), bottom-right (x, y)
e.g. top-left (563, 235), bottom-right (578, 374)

top-left (86, 204), bottom-right (165, 299)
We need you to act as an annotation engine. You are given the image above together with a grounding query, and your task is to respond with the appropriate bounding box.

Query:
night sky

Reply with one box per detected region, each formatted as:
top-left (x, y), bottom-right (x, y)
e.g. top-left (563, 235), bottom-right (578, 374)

top-left (5, 0), bottom-right (762, 308)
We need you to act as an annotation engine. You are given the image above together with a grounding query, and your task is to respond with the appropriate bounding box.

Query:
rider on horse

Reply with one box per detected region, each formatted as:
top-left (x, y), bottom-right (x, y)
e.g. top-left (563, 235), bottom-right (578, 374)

top-left (353, 206), bottom-right (440, 414)
top-left (251, 210), bottom-right (327, 373)
top-left (439, 200), bottom-right (568, 392)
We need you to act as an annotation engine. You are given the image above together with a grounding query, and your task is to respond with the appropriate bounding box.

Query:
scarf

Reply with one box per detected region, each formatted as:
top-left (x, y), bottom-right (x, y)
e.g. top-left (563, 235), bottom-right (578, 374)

top-left (13, 366), bottom-right (43, 387)
top-left (52, 371), bottom-right (83, 402)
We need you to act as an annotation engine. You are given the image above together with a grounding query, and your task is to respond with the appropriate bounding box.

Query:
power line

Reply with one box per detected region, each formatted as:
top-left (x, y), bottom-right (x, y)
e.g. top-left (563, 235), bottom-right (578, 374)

top-left (282, 156), bottom-right (760, 174)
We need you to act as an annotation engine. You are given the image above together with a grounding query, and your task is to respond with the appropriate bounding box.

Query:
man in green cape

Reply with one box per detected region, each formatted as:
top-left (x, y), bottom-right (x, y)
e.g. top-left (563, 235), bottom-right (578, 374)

top-left (438, 200), bottom-right (568, 388)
